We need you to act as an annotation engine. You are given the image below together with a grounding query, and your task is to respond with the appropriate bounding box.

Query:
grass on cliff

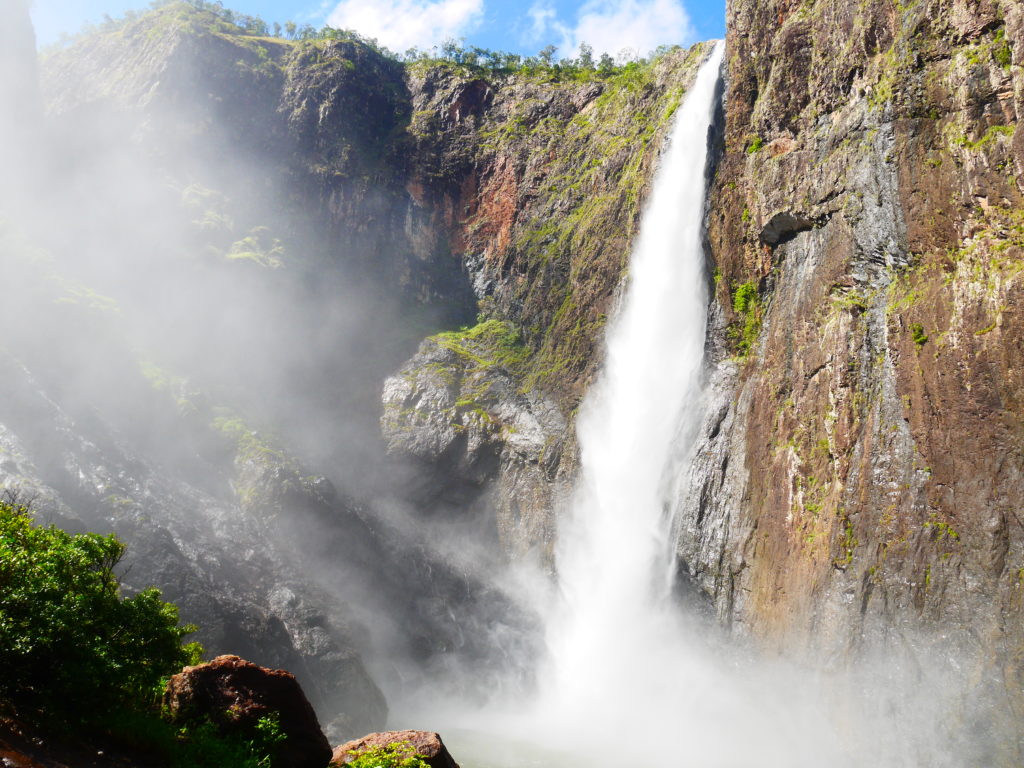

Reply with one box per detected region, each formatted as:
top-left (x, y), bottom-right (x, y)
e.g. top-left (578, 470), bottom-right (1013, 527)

top-left (728, 281), bottom-right (763, 358)
top-left (432, 318), bottom-right (531, 376)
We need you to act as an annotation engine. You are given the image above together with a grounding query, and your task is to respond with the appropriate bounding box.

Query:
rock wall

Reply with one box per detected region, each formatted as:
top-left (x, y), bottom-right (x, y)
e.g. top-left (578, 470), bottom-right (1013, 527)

top-left (15, 3), bottom-right (530, 735)
top-left (671, 0), bottom-right (1024, 756)
top-left (25, 0), bottom-right (1024, 751)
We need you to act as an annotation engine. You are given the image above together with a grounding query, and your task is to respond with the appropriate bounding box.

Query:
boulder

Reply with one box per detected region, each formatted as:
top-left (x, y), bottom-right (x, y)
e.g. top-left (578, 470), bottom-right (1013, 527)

top-left (330, 730), bottom-right (459, 768)
top-left (164, 655), bottom-right (331, 768)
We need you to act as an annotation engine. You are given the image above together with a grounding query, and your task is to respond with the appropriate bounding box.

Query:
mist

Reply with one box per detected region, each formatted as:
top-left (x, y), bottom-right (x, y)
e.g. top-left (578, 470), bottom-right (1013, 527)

top-left (1, 0), bottom-right (528, 740)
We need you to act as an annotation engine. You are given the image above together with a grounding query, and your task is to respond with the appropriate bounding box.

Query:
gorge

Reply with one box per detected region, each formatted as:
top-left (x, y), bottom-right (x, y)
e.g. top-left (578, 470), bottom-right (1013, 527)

top-left (1, 0), bottom-right (1023, 765)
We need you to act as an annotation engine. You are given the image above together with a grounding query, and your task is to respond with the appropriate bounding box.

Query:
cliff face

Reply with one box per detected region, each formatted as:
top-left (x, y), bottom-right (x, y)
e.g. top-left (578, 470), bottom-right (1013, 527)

top-left (669, 0), bottom-right (1024, 752)
top-left (17, 4), bottom-right (529, 736)
top-left (382, 46), bottom-right (716, 560)
top-left (377, 0), bottom-right (1024, 748)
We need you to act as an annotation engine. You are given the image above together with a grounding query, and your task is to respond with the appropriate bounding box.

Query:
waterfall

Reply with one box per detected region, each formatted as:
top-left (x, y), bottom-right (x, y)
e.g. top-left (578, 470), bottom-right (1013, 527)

top-left (525, 41), bottom-right (731, 757)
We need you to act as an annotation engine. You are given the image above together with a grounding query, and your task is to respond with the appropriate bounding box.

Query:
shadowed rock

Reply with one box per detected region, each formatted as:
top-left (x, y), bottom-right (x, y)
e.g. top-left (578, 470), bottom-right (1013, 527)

top-left (758, 211), bottom-right (817, 246)
top-left (164, 655), bottom-right (331, 768)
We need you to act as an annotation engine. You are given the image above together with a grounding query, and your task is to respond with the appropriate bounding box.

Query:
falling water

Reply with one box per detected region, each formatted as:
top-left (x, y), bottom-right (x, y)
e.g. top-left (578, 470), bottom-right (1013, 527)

top-left (529, 40), bottom-right (735, 756)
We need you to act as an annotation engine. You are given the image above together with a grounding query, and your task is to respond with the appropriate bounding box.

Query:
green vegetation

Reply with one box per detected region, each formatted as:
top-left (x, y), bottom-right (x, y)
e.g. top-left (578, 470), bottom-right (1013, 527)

top-left (952, 123), bottom-right (1016, 152)
top-left (993, 29), bottom-right (1012, 69)
top-left (910, 323), bottom-right (929, 348)
top-left (745, 135), bottom-right (764, 154)
top-left (104, 711), bottom-right (289, 768)
top-left (77, 0), bottom-right (675, 83)
top-left (0, 495), bottom-right (200, 723)
top-left (834, 516), bottom-right (857, 568)
top-left (0, 494), bottom-right (293, 765)
top-left (924, 515), bottom-right (960, 542)
top-left (226, 226), bottom-right (287, 269)
top-left (433, 318), bottom-right (531, 376)
top-left (348, 743), bottom-right (432, 768)
top-left (729, 281), bottom-right (762, 358)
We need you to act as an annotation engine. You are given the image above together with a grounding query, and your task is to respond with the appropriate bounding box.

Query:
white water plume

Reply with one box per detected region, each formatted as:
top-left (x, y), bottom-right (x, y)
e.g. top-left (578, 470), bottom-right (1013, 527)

top-left (536, 40), bottom-right (725, 726)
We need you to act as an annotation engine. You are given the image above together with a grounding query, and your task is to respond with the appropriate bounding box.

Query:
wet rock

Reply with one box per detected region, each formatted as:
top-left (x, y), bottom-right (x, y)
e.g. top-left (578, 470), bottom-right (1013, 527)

top-left (164, 655), bottom-right (331, 768)
top-left (330, 731), bottom-right (459, 768)
top-left (381, 330), bottom-right (568, 559)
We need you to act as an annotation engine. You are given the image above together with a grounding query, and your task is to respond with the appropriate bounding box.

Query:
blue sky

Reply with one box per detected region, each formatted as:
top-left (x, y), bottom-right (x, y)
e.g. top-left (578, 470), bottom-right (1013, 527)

top-left (31, 0), bottom-right (725, 57)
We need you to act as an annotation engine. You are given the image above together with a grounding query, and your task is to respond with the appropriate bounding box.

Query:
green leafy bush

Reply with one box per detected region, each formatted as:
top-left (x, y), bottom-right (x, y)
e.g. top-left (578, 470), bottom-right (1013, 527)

top-left (0, 496), bottom-right (200, 722)
top-left (347, 742), bottom-right (432, 768)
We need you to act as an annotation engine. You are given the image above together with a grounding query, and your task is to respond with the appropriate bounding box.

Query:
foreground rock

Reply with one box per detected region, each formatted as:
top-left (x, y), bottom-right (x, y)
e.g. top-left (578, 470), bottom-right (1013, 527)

top-left (331, 730), bottom-right (459, 768)
top-left (164, 655), bottom-right (331, 768)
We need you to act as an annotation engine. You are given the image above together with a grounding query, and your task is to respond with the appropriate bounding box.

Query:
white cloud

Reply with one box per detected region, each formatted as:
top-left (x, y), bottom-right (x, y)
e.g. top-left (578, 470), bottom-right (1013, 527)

top-left (524, 0), bottom-right (694, 62)
top-left (326, 0), bottom-right (484, 52)
top-left (526, 0), bottom-right (559, 40)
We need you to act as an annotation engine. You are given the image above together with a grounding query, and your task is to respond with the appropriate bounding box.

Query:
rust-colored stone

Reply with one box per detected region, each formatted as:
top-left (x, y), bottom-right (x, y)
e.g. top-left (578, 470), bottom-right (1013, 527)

top-left (164, 655), bottom-right (331, 768)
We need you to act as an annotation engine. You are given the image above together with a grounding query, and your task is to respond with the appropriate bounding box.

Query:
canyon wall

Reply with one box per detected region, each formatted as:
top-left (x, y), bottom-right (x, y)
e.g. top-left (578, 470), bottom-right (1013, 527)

top-left (673, 0), bottom-right (1023, 755)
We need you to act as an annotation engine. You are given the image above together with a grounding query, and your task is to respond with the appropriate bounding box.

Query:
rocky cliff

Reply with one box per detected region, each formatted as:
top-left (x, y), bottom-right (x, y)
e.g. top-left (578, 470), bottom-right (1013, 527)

top-left (381, 44), bottom-right (716, 560)
top-left (10, 3), bottom-right (537, 736)
top-left (672, 0), bottom-right (1023, 757)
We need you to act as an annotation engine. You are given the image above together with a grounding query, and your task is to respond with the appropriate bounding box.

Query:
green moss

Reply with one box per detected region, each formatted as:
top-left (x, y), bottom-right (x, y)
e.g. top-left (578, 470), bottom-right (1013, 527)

top-left (733, 281), bottom-right (757, 314)
top-left (835, 516), bottom-right (858, 568)
top-left (924, 515), bottom-right (960, 542)
top-left (215, 418), bottom-right (276, 455)
top-left (830, 288), bottom-right (869, 313)
top-left (994, 29), bottom-right (1012, 68)
top-left (955, 123), bottom-right (1016, 151)
top-left (910, 323), bottom-right (928, 347)
top-left (433, 318), bottom-right (530, 375)
top-left (745, 135), bottom-right (764, 154)
top-left (728, 281), bottom-right (762, 358)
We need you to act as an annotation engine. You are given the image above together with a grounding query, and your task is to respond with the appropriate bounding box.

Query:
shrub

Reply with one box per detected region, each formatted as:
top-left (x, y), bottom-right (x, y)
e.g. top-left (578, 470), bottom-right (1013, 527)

top-left (0, 496), bottom-right (200, 723)
top-left (347, 743), bottom-right (432, 768)
top-left (103, 709), bottom-right (286, 768)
